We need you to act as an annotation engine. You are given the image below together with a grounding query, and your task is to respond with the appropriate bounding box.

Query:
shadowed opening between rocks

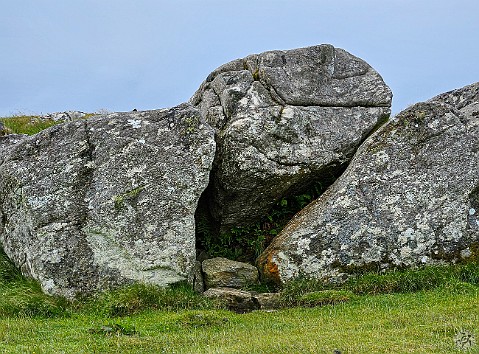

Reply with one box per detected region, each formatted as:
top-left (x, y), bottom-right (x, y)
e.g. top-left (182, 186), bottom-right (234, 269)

top-left (194, 162), bottom-right (348, 264)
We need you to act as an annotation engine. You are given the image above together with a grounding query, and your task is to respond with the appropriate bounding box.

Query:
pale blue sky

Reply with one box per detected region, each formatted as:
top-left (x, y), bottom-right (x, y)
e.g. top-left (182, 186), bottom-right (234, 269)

top-left (1, 0), bottom-right (478, 117)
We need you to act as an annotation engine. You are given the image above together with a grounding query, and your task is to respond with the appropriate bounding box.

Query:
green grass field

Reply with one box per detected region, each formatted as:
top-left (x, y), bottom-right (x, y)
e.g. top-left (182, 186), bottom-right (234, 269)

top-left (0, 288), bottom-right (477, 353)
top-left (1, 244), bottom-right (478, 353)
top-left (0, 115), bottom-right (61, 135)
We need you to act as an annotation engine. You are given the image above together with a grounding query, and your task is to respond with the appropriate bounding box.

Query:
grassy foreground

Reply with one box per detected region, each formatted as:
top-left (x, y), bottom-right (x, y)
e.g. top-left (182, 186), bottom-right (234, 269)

top-left (0, 287), bottom-right (477, 353)
top-left (0, 258), bottom-right (478, 353)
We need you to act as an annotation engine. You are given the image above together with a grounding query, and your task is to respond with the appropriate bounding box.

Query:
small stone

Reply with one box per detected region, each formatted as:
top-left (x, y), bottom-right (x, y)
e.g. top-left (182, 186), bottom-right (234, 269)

top-left (203, 287), bottom-right (259, 313)
top-left (253, 292), bottom-right (281, 310)
top-left (202, 257), bottom-right (259, 289)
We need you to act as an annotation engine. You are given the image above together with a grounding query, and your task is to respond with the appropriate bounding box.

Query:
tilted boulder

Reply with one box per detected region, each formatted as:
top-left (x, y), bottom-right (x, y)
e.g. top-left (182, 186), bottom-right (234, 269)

top-left (0, 104), bottom-right (215, 297)
top-left (191, 44), bottom-right (392, 233)
top-left (258, 82), bottom-right (479, 285)
top-left (202, 257), bottom-right (259, 289)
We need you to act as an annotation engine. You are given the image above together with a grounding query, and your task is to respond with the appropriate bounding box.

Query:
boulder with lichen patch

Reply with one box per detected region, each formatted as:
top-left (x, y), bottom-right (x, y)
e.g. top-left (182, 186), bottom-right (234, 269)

top-left (258, 82), bottom-right (479, 285)
top-left (0, 104), bottom-right (215, 298)
top-left (191, 44), bottom-right (392, 234)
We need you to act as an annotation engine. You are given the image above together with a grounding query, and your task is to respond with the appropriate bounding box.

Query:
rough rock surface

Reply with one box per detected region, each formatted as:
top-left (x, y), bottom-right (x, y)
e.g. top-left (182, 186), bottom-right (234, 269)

top-left (0, 104), bottom-right (215, 297)
top-left (191, 44), bottom-right (392, 233)
top-left (40, 111), bottom-right (89, 122)
top-left (258, 82), bottom-right (479, 285)
top-left (193, 261), bottom-right (205, 293)
top-left (202, 257), bottom-right (258, 289)
top-left (203, 287), bottom-right (260, 313)
top-left (254, 292), bottom-right (281, 310)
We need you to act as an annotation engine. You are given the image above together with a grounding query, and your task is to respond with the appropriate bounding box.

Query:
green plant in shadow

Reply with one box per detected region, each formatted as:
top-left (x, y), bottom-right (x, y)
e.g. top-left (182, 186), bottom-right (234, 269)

top-left (196, 180), bottom-right (330, 263)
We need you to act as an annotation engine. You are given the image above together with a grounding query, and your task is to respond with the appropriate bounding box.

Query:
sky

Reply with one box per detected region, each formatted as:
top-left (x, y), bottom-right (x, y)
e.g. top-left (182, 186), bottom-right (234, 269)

top-left (1, 0), bottom-right (478, 117)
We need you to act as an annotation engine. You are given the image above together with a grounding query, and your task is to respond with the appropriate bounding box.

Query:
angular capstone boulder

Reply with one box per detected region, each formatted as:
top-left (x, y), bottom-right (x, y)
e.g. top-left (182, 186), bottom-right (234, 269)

top-left (0, 104), bottom-right (215, 297)
top-left (191, 44), bottom-right (392, 233)
top-left (258, 82), bottom-right (479, 285)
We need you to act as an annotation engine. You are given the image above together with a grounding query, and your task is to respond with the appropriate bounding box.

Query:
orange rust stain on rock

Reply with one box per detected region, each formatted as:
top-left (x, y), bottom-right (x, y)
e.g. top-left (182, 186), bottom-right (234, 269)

top-left (258, 251), bottom-right (281, 285)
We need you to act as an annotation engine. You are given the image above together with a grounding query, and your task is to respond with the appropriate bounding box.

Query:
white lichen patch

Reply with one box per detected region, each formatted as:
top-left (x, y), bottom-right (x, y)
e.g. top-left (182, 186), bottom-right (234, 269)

top-left (460, 248), bottom-right (472, 259)
top-left (398, 228), bottom-right (415, 245)
top-left (42, 279), bottom-right (57, 294)
top-left (27, 194), bottom-right (54, 210)
top-left (281, 106), bottom-right (295, 120)
top-left (84, 226), bottom-right (189, 286)
top-left (126, 165), bottom-right (147, 177)
top-left (296, 237), bottom-right (311, 252)
top-left (373, 150), bottom-right (390, 166)
top-left (127, 119), bottom-right (142, 129)
top-left (272, 251), bottom-right (299, 283)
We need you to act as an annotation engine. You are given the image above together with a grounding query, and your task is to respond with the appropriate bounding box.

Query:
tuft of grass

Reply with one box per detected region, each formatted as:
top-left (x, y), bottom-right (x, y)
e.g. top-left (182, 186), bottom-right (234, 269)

top-left (298, 289), bottom-right (356, 307)
top-left (88, 323), bottom-right (138, 336)
top-left (0, 115), bottom-right (62, 135)
top-left (83, 282), bottom-right (222, 317)
top-left (345, 262), bottom-right (479, 295)
top-left (177, 312), bottom-right (229, 328)
top-left (0, 249), bottom-right (68, 317)
top-left (279, 261), bottom-right (479, 306)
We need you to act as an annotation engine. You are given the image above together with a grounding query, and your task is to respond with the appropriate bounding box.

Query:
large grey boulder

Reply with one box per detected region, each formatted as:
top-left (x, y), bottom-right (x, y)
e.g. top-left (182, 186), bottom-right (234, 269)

top-left (191, 44), bottom-right (392, 233)
top-left (258, 82), bottom-right (479, 285)
top-left (0, 104), bottom-right (215, 297)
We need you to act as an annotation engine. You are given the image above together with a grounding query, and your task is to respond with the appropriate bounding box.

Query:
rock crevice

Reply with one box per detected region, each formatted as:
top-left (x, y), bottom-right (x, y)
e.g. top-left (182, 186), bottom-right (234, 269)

top-left (258, 82), bottom-right (479, 286)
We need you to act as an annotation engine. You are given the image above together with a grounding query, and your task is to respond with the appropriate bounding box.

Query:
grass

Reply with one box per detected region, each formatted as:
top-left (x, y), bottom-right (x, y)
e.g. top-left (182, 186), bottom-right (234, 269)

top-left (0, 115), bottom-right (62, 135)
top-left (0, 288), bottom-right (477, 353)
top-left (1, 250), bottom-right (479, 352)
top-left (0, 112), bottom-right (97, 136)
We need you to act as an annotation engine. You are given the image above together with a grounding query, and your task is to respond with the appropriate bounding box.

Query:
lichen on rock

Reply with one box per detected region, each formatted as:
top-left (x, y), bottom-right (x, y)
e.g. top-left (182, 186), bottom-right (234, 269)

top-left (191, 44), bottom-right (392, 235)
top-left (0, 104), bottom-right (215, 297)
top-left (258, 82), bottom-right (479, 286)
